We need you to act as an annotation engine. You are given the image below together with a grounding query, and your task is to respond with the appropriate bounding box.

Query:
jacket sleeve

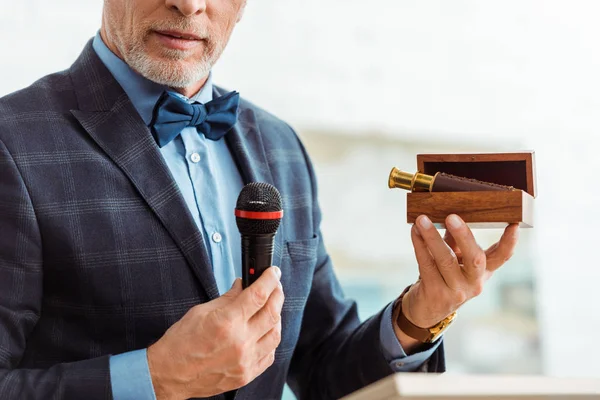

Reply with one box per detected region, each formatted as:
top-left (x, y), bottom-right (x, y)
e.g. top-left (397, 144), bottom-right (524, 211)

top-left (0, 138), bottom-right (113, 399)
top-left (286, 136), bottom-right (445, 400)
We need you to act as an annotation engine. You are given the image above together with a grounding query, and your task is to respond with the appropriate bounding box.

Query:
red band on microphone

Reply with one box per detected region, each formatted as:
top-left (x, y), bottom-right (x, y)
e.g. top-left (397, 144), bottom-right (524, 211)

top-left (235, 209), bottom-right (284, 220)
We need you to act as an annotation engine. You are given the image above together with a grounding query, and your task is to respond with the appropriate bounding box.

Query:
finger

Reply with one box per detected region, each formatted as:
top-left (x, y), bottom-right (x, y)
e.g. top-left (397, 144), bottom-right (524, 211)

top-left (249, 283), bottom-right (284, 338)
top-left (212, 279), bottom-right (244, 313)
top-left (445, 214), bottom-right (486, 281)
top-left (443, 230), bottom-right (463, 264)
top-left (255, 320), bottom-right (282, 362)
top-left (485, 223), bottom-right (519, 272)
top-left (222, 278), bottom-right (243, 298)
top-left (253, 348), bottom-right (277, 380)
top-left (235, 266), bottom-right (281, 320)
top-left (415, 215), bottom-right (465, 290)
top-left (411, 224), bottom-right (444, 286)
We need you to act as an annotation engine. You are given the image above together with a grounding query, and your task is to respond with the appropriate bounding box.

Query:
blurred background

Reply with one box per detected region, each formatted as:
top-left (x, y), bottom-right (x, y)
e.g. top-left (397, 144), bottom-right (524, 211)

top-left (1, 0), bottom-right (599, 397)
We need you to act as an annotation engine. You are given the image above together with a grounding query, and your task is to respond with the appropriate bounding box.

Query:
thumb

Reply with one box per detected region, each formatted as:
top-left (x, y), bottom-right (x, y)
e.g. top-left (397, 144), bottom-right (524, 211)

top-left (223, 278), bottom-right (243, 298)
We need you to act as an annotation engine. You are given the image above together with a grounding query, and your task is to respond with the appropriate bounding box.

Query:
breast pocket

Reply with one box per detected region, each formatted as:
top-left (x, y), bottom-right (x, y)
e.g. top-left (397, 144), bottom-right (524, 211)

top-left (276, 235), bottom-right (319, 364)
top-left (281, 235), bottom-right (319, 300)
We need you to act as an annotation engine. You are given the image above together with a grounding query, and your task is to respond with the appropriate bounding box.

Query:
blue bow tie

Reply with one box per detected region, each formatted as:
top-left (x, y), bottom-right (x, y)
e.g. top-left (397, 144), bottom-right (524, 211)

top-left (150, 90), bottom-right (240, 148)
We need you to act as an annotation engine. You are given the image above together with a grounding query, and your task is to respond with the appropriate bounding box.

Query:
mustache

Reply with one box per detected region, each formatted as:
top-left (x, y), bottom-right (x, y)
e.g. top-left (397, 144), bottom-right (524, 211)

top-left (144, 19), bottom-right (210, 39)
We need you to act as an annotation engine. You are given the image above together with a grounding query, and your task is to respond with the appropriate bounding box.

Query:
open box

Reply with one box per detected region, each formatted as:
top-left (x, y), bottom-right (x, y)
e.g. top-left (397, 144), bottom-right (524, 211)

top-left (406, 152), bottom-right (536, 229)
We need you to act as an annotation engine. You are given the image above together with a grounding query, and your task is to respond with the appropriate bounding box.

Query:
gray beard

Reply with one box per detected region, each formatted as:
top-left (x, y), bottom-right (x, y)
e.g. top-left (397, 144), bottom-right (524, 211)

top-left (123, 42), bottom-right (218, 89)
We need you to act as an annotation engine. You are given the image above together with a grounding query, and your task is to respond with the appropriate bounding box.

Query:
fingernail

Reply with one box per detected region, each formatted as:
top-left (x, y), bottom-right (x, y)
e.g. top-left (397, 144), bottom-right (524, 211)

top-left (278, 281), bottom-right (283, 290)
top-left (447, 214), bottom-right (462, 229)
top-left (274, 266), bottom-right (282, 280)
top-left (418, 216), bottom-right (432, 230)
top-left (512, 225), bottom-right (520, 237)
top-left (412, 225), bottom-right (422, 238)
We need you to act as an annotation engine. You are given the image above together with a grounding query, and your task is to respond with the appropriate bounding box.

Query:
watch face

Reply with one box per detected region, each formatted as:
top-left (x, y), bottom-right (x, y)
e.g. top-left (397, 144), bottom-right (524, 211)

top-left (428, 312), bottom-right (457, 343)
top-left (428, 329), bottom-right (446, 343)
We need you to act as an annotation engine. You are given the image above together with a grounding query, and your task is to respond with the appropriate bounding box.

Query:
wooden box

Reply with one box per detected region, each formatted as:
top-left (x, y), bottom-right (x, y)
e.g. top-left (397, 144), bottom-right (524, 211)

top-left (406, 152), bottom-right (536, 229)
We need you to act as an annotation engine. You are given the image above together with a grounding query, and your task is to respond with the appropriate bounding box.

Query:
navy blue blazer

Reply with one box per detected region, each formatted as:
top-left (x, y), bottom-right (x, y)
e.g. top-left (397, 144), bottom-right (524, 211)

top-left (0, 40), bottom-right (444, 400)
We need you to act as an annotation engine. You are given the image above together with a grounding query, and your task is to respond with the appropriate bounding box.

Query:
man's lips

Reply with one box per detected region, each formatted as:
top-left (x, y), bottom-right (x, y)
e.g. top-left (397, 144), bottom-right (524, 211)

top-left (155, 30), bottom-right (203, 41)
top-left (152, 30), bottom-right (204, 50)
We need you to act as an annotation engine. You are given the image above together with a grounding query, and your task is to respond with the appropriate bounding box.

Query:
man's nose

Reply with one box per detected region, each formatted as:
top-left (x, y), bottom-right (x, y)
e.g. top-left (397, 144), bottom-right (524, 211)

top-left (165, 0), bottom-right (207, 17)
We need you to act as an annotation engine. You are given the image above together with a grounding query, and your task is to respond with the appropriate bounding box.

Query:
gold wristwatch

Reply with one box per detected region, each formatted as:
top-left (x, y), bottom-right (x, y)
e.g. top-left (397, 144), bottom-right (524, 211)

top-left (394, 286), bottom-right (457, 343)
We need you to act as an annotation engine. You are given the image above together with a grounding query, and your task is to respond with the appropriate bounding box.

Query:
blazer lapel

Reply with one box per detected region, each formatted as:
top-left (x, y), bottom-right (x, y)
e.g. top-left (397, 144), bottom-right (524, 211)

top-left (219, 86), bottom-right (284, 270)
top-left (68, 40), bottom-right (220, 300)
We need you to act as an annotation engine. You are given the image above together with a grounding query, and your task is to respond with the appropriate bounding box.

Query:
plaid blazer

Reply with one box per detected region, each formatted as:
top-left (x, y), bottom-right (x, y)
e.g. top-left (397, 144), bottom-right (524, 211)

top-left (0, 40), bottom-right (444, 400)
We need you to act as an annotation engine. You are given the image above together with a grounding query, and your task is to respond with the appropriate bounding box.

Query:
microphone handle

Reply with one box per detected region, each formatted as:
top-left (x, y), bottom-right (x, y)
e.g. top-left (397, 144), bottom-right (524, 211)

top-left (241, 233), bottom-right (276, 289)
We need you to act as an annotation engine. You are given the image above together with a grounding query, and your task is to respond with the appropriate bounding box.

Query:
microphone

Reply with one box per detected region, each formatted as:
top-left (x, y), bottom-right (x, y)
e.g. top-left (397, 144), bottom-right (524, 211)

top-left (235, 182), bottom-right (284, 289)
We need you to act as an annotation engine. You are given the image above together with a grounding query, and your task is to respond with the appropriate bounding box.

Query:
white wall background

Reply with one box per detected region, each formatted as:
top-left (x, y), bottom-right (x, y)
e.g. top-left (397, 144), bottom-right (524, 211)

top-left (1, 0), bottom-right (599, 378)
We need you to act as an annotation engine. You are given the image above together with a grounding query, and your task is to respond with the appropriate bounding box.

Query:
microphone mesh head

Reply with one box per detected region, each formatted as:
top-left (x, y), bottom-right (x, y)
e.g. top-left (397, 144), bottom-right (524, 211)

top-left (236, 182), bottom-right (283, 235)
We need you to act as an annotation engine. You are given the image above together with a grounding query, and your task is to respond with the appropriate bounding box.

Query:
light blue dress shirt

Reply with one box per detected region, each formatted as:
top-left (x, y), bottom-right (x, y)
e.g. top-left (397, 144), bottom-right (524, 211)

top-left (92, 33), bottom-right (440, 400)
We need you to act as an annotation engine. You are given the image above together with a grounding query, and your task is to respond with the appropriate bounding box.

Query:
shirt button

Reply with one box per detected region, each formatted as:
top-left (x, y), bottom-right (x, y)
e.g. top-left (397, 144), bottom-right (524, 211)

top-left (190, 153), bottom-right (201, 163)
top-left (395, 362), bottom-right (405, 368)
top-left (212, 232), bottom-right (222, 243)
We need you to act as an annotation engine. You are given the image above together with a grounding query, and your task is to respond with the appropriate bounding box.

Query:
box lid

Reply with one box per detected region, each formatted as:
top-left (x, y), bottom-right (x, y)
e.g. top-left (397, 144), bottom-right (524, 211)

top-left (417, 151), bottom-right (537, 198)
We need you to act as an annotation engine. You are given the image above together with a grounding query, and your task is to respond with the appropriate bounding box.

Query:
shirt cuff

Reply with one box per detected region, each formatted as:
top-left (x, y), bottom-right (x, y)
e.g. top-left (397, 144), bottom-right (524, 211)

top-left (379, 302), bottom-right (442, 372)
top-left (110, 349), bottom-right (157, 400)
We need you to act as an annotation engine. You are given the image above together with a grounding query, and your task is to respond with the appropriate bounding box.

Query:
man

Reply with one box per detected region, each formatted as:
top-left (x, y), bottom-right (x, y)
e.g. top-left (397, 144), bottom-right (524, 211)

top-left (0, 0), bottom-right (519, 399)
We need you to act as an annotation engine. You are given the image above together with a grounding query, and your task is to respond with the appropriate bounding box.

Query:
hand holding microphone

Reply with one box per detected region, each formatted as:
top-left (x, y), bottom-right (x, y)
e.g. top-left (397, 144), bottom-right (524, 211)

top-left (146, 183), bottom-right (285, 399)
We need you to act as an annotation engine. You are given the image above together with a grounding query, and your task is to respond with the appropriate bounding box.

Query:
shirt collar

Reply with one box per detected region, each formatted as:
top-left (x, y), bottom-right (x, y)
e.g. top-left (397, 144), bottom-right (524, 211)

top-left (92, 32), bottom-right (214, 126)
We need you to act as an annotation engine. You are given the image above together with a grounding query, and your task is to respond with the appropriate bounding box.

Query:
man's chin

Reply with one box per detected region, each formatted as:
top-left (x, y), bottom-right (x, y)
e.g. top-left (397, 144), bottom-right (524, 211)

top-left (137, 59), bottom-right (204, 88)
top-left (125, 43), bottom-right (210, 87)
top-left (143, 45), bottom-right (191, 61)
